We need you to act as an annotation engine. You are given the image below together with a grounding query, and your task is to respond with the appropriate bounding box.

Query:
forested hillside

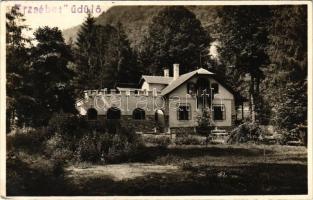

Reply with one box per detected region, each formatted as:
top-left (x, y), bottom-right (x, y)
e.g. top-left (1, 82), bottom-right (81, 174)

top-left (63, 6), bottom-right (221, 49)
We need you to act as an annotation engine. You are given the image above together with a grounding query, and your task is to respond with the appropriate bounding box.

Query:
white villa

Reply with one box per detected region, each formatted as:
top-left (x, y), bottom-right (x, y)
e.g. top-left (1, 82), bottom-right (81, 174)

top-left (76, 64), bottom-right (246, 133)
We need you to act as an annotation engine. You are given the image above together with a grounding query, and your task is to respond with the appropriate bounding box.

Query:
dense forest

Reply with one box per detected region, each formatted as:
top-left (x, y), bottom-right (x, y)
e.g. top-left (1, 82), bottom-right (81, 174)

top-left (6, 5), bottom-right (307, 139)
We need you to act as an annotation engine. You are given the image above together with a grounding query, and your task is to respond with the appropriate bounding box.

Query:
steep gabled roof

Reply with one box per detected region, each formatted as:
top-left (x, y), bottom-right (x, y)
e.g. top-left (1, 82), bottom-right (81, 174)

top-left (140, 75), bottom-right (173, 85)
top-left (161, 68), bottom-right (214, 96)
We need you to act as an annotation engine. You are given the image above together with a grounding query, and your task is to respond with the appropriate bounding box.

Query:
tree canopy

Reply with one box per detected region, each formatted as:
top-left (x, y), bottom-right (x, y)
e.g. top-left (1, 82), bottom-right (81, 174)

top-left (140, 6), bottom-right (211, 75)
top-left (74, 14), bottom-right (139, 92)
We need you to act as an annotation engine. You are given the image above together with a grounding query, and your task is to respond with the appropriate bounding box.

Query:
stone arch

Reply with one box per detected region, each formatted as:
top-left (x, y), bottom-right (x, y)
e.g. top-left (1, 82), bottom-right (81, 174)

top-left (133, 108), bottom-right (145, 120)
top-left (87, 108), bottom-right (98, 120)
top-left (107, 107), bottom-right (121, 120)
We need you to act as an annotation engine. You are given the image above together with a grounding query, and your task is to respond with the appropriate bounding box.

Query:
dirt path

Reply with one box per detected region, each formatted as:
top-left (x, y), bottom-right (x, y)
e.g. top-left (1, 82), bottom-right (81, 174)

top-left (66, 163), bottom-right (180, 181)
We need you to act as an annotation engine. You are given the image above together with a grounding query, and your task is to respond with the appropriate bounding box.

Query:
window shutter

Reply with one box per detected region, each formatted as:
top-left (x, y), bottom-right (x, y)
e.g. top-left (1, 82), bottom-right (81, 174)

top-left (223, 105), bottom-right (226, 120)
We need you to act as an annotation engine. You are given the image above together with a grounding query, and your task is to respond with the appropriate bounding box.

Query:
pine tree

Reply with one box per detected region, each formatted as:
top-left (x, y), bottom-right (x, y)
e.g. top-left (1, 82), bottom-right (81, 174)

top-left (115, 22), bottom-right (141, 84)
top-left (6, 5), bottom-right (31, 131)
top-left (74, 13), bottom-right (98, 91)
top-left (24, 26), bottom-right (75, 126)
top-left (140, 6), bottom-right (211, 75)
top-left (74, 17), bottom-right (140, 90)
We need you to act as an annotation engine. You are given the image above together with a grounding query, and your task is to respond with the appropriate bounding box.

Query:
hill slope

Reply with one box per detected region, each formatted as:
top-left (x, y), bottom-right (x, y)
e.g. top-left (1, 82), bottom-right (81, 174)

top-left (62, 5), bottom-right (221, 49)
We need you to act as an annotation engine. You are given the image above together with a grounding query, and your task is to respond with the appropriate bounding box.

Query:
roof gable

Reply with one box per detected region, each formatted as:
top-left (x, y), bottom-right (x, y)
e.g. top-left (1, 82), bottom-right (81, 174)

top-left (161, 68), bottom-right (214, 96)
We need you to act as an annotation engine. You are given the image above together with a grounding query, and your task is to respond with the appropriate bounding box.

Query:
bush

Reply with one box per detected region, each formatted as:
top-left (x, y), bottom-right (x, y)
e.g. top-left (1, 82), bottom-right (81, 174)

top-left (7, 128), bottom-right (49, 153)
top-left (175, 135), bottom-right (206, 145)
top-left (45, 133), bottom-right (74, 161)
top-left (6, 151), bottom-right (66, 195)
top-left (142, 135), bottom-right (171, 147)
top-left (44, 114), bottom-right (145, 163)
top-left (228, 122), bottom-right (263, 144)
top-left (74, 122), bottom-right (144, 163)
top-left (48, 113), bottom-right (91, 138)
top-left (196, 109), bottom-right (215, 136)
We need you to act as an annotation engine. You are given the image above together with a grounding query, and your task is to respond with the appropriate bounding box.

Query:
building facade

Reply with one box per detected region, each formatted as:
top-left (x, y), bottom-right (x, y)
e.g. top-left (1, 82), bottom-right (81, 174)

top-left (76, 64), bottom-right (244, 133)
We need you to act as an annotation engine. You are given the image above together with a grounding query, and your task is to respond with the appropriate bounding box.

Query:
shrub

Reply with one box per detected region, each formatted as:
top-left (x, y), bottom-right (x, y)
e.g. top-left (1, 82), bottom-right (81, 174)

top-left (75, 134), bottom-right (96, 162)
top-left (6, 151), bottom-right (66, 195)
top-left (45, 133), bottom-right (74, 161)
top-left (142, 135), bottom-right (171, 147)
top-left (228, 122), bottom-right (263, 144)
top-left (45, 114), bottom-right (144, 163)
top-left (196, 108), bottom-right (215, 136)
top-left (74, 122), bottom-right (144, 163)
top-left (48, 113), bottom-right (90, 138)
top-left (175, 135), bottom-right (206, 145)
top-left (7, 128), bottom-right (49, 153)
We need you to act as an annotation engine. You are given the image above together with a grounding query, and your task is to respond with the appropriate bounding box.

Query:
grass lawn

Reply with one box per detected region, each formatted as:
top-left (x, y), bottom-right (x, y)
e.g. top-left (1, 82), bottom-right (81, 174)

top-left (62, 144), bottom-right (307, 195)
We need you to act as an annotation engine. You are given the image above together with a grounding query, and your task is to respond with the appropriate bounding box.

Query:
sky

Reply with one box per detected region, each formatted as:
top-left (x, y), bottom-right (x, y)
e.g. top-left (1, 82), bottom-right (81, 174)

top-left (5, 1), bottom-right (112, 37)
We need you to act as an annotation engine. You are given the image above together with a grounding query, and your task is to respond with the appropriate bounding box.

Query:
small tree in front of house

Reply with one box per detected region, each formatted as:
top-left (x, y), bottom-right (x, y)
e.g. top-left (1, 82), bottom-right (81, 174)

top-left (196, 108), bottom-right (215, 136)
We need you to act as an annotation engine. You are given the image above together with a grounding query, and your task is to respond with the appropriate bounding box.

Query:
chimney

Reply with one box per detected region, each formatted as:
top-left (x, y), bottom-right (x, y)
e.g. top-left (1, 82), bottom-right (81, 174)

top-left (164, 69), bottom-right (169, 77)
top-left (173, 64), bottom-right (180, 80)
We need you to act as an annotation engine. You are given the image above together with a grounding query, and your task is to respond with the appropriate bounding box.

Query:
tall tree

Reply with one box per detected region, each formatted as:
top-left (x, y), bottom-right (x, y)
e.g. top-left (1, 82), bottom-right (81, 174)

top-left (115, 22), bottom-right (141, 84)
top-left (23, 26), bottom-right (75, 127)
top-left (140, 6), bottom-right (211, 75)
top-left (74, 13), bottom-right (98, 91)
top-left (217, 6), bottom-right (271, 122)
top-left (74, 16), bottom-right (140, 90)
top-left (6, 5), bottom-right (31, 131)
top-left (264, 5), bottom-right (307, 133)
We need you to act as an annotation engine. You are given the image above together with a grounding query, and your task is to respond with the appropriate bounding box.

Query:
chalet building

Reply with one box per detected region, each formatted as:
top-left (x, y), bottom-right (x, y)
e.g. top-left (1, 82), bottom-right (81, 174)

top-left (76, 64), bottom-right (246, 133)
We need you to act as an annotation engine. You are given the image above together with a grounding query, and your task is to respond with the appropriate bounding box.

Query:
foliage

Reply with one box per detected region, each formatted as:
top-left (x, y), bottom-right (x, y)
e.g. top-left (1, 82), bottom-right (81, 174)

top-left (7, 128), bottom-right (49, 154)
top-left (196, 108), bottom-right (215, 135)
top-left (6, 8), bottom-right (76, 129)
top-left (175, 135), bottom-right (206, 145)
top-left (45, 133), bottom-right (74, 161)
top-left (46, 114), bottom-right (143, 163)
top-left (140, 6), bottom-right (211, 75)
top-left (48, 113), bottom-right (90, 138)
top-left (6, 6), bottom-right (32, 132)
top-left (63, 6), bottom-right (221, 52)
top-left (217, 6), bottom-right (271, 122)
top-left (7, 151), bottom-right (66, 195)
top-left (74, 14), bottom-right (140, 92)
top-left (263, 6), bottom-right (307, 135)
top-left (142, 134), bottom-right (172, 147)
top-left (21, 26), bottom-right (76, 127)
top-left (228, 122), bottom-right (264, 144)
top-left (75, 127), bottom-right (144, 163)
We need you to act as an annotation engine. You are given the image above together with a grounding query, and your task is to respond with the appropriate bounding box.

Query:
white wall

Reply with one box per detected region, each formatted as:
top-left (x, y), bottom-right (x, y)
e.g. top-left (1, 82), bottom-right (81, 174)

top-left (167, 76), bottom-right (235, 128)
top-left (141, 81), bottom-right (167, 91)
